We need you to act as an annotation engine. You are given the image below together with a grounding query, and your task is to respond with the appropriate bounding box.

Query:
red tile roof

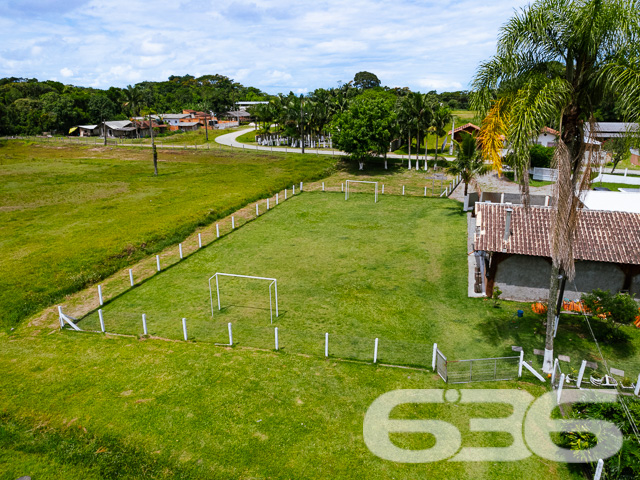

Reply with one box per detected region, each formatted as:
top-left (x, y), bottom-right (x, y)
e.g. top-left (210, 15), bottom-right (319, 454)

top-left (453, 123), bottom-right (480, 134)
top-left (474, 203), bottom-right (640, 265)
top-left (541, 126), bottom-right (560, 136)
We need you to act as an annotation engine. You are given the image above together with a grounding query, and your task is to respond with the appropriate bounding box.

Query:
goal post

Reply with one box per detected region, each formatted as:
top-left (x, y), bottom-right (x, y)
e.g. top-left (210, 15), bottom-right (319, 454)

top-left (345, 180), bottom-right (378, 203)
top-left (208, 273), bottom-right (278, 323)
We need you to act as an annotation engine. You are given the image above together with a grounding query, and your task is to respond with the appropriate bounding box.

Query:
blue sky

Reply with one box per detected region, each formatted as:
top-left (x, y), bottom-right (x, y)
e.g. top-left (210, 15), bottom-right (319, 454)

top-left (0, 0), bottom-right (528, 94)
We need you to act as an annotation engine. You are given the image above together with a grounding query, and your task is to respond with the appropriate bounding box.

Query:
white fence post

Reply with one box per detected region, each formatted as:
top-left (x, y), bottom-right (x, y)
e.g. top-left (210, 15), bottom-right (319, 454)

top-left (228, 322), bottom-right (233, 345)
top-left (216, 224), bottom-right (220, 238)
top-left (576, 360), bottom-right (587, 389)
top-left (594, 459), bottom-right (604, 480)
top-left (99, 309), bottom-right (105, 333)
top-left (285, 189), bottom-right (287, 200)
top-left (256, 203), bottom-right (259, 216)
top-left (373, 338), bottom-right (379, 364)
top-left (341, 183), bottom-right (344, 192)
top-left (635, 374), bottom-right (640, 396)
top-left (198, 233), bottom-right (202, 248)
top-left (58, 306), bottom-right (64, 328)
top-left (129, 269), bottom-right (134, 287)
top-left (402, 185), bottom-right (405, 195)
top-left (325, 333), bottom-right (329, 357)
top-left (182, 318), bottom-right (188, 341)
top-left (276, 192), bottom-right (279, 205)
top-left (300, 181), bottom-right (303, 192)
top-left (518, 350), bottom-right (524, 378)
top-left (432, 343), bottom-right (438, 371)
top-left (322, 182), bottom-right (325, 191)
top-left (156, 255), bottom-right (161, 271)
top-left (381, 184), bottom-right (384, 194)
top-left (551, 358), bottom-right (559, 385)
top-left (98, 285), bottom-right (103, 306)
top-left (142, 314), bottom-right (148, 335)
top-left (179, 243), bottom-right (183, 259)
top-left (557, 373), bottom-right (565, 403)
top-left (292, 185), bottom-right (295, 195)
top-left (267, 198), bottom-right (270, 210)
top-left (275, 327), bottom-right (279, 351)
top-left (424, 186), bottom-right (427, 196)
top-left (232, 216), bottom-right (235, 229)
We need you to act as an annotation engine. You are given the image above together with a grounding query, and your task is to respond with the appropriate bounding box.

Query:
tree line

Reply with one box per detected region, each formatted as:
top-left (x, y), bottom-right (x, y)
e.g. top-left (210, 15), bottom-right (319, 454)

top-left (0, 72), bottom-right (471, 137)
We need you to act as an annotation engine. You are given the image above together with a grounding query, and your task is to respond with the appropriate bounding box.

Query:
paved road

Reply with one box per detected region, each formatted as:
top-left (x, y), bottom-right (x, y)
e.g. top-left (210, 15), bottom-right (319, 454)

top-left (214, 127), bottom-right (454, 161)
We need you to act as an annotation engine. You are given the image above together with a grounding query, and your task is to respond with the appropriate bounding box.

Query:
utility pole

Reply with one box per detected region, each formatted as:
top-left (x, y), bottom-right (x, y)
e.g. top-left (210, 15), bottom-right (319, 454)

top-left (149, 114), bottom-right (157, 176)
top-left (103, 117), bottom-right (107, 146)
top-left (299, 94), bottom-right (304, 154)
top-left (204, 113), bottom-right (209, 142)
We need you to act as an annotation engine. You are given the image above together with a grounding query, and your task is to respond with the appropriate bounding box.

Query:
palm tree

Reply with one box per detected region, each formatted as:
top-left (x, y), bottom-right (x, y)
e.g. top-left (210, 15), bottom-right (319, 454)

top-left (432, 105), bottom-right (452, 164)
top-left (471, 0), bottom-right (640, 373)
top-left (445, 133), bottom-right (488, 196)
top-left (122, 85), bottom-right (142, 138)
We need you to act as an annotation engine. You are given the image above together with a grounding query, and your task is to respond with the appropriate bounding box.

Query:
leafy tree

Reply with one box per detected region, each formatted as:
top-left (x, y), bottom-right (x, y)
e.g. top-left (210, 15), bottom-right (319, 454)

top-left (446, 133), bottom-right (489, 196)
top-left (529, 144), bottom-right (555, 168)
top-left (581, 289), bottom-right (639, 329)
top-left (471, 0), bottom-right (640, 373)
top-left (353, 71), bottom-right (381, 90)
top-left (331, 90), bottom-right (397, 169)
top-left (603, 135), bottom-right (631, 173)
top-left (87, 95), bottom-right (116, 123)
top-left (432, 105), bottom-right (452, 162)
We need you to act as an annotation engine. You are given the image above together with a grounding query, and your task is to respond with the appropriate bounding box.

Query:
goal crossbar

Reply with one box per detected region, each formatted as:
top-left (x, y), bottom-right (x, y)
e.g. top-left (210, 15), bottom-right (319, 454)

top-left (345, 180), bottom-right (378, 203)
top-left (208, 272), bottom-right (278, 323)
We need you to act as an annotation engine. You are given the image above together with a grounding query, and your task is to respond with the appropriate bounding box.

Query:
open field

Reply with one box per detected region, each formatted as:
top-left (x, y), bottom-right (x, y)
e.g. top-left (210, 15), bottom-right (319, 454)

top-left (75, 192), bottom-right (640, 376)
top-left (0, 140), bottom-right (336, 329)
top-left (0, 331), bottom-right (579, 480)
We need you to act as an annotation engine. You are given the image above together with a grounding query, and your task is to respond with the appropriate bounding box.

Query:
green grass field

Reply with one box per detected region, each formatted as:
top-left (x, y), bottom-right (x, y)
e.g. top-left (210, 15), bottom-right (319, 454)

top-left (75, 192), bottom-right (640, 376)
top-left (0, 140), bottom-right (336, 330)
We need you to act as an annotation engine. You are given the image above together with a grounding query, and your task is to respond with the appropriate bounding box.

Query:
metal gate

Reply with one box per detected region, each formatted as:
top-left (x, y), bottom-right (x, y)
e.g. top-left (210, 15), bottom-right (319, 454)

top-left (436, 348), bottom-right (448, 382)
top-left (446, 356), bottom-right (520, 384)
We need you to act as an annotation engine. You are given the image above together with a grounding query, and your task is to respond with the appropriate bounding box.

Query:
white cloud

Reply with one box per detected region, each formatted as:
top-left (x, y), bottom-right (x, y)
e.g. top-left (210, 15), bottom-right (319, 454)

top-left (0, 0), bottom-right (529, 93)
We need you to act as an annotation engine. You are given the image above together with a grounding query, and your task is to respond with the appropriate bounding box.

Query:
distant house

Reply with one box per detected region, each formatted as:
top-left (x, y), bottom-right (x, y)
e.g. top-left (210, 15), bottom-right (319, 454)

top-left (224, 110), bottom-right (252, 124)
top-left (631, 149), bottom-right (639, 166)
top-left (452, 123), bottom-right (481, 143)
top-left (473, 202), bottom-right (640, 301)
top-left (586, 122), bottom-right (639, 143)
top-left (535, 127), bottom-right (559, 147)
top-left (176, 121), bottom-right (202, 132)
top-left (102, 120), bottom-right (137, 138)
top-left (235, 101), bottom-right (269, 111)
top-left (69, 125), bottom-right (99, 137)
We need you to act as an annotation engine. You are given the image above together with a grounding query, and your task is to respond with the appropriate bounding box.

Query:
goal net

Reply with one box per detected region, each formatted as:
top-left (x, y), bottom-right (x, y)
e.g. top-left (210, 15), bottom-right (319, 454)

top-left (208, 273), bottom-right (279, 323)
top-left (345, 180), bottom-right (378, 203)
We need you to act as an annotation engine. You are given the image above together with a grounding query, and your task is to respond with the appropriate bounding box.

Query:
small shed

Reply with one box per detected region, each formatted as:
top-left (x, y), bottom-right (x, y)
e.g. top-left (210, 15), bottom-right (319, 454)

top-left (452, 123), bottom-right (480, 143)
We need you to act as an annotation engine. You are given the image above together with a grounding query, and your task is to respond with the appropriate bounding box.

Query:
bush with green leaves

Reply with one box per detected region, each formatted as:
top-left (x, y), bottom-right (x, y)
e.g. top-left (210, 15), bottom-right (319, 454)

top-left (581, 289), bottom-right (639, 329)
top-left (529, 144), bottom-right (555, 168)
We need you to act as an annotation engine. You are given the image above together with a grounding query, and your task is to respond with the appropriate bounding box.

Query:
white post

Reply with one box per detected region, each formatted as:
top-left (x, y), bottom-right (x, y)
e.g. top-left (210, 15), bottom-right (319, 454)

top-left (267, 198), bottom-right (270, 210)
top-left (98, 285), bottom-right (103, 306)
top-left (216, 224), bottom-right (220, 238)
top-left (373, 338), bottom-right (379, 364)
top-left (322, 182), bottom-right (325, 191)
top-left (325, 333), bottom-right (329, 357)
top-left (624, 168), bottom-right (628, 177)
top-left (232, 216), bottom-right (235, 229)
top-left (198, 233), bottom-right (202, 248)
top-left (276, 193), bottom-right (279, 205)
top-left (274, 280), bottom-right (279, 317)
top-left (500, 193), bottom-right (504, 204)
top-left (557, 373), bottom-right (565, 403)
top-left (424, 186), bottom-right (427, 196)
top-left (292, 185), bottom-right (295, 195)
top-left (518, 350), bottom-right (524, 378)
top-left (256, 203), bottom-right (259, 216)
top-left (381, 184), bottom-right (384, 194)
top-left (182, 318), bottom-right (188, 341)
top-left (179, 243), bottom-right (183, 259)
top-left (594, 459), bottom-right (604, 480)
top-left (300, 181), bottom-right (303, 192)
top-left (58, 306), bottom-right (64, 328)
top-left (228, 322), bottom-right (233, 345)
top-left (402, 185), bottom-right (405, 195)
top-left (129, 269), bottom-right (134, 287)
top-left (545, 196), bottom-right (550, 206)
top-left (635, 373), bottom-right (640, 396)
top-left (275, 327), bottom-right (279, 351)
top-left (576, 360), bottom-right (587, 388)
top-left (285, 189), bottom-right (287, 200)
top-left (99, 309), bottom-right (105, 333)
top-left (341, 183), bottom-right (344, 192)
top-left (156, 255), bottom-right (161, 271)
top-left (551, 358), bottom-right (559, 384)
top-left (142, 314), bottom-right (147, 335)
top-left (432, 343), bottom-right (438, 371)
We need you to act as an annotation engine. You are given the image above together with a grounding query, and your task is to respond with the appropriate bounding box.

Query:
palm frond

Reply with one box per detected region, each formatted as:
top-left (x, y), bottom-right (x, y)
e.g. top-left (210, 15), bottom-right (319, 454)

top-left (478, 98), bottom-right (509, 174)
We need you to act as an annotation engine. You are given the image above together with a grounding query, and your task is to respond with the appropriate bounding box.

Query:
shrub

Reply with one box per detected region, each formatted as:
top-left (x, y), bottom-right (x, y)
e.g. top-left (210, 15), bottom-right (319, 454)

top-left (529, 144), bottom-right (554, 168)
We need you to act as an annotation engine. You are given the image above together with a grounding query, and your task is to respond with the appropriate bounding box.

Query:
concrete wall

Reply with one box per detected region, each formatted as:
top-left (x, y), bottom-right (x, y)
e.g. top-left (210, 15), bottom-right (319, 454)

top-left (494, 256), bottom-right (627, 302)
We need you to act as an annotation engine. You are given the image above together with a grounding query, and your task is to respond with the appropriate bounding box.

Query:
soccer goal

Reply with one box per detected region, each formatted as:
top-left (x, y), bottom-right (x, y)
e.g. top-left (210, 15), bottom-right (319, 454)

top-left (345, 180), bottom-right (378, 203)
top-left (208, 273), bottom-right (279, 323)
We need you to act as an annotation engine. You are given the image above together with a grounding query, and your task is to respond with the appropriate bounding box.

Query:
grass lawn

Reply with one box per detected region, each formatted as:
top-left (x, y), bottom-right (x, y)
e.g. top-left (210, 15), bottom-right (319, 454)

top-left (0, 140), bottom-right (336, 330)
top-left (76, 192), bottom-right (640, 376)
top-left (0, 331), bottom-right (580, 480)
